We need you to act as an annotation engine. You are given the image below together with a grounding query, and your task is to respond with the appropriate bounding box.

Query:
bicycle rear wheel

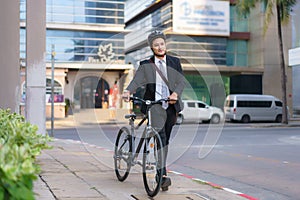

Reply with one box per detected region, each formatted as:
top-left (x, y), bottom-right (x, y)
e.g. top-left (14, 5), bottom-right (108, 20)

top-left (142, 131), bottom-right (163, 197)
top-left (114, 127), bottom-right (132, 181)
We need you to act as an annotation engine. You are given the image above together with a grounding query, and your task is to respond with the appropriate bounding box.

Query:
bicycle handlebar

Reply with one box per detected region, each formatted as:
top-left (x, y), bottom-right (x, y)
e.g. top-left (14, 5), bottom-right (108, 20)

top-left (129, 96), bottom-right (170, 106)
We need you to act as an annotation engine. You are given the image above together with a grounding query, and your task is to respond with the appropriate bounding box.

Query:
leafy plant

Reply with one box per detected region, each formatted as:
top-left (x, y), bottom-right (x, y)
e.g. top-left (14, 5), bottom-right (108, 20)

top-left (0, 109), bottom-right (51, 199)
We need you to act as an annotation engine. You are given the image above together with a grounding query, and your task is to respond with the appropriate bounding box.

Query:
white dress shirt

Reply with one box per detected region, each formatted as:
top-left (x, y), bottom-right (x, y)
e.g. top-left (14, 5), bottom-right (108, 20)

top-left (154, 57), bottom-right (169, 108)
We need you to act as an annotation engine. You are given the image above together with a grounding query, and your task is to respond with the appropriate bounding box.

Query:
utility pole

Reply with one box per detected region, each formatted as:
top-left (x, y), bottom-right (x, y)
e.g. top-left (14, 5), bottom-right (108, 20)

top-left (50, 45), bottom-right (55, 137)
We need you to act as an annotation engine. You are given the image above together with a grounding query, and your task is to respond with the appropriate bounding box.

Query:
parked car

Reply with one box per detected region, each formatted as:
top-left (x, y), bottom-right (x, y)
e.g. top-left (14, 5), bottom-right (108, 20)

top-left (176, 100), bottom-right (224, 124)
top-left (224, 94), bottom-right (284, 123)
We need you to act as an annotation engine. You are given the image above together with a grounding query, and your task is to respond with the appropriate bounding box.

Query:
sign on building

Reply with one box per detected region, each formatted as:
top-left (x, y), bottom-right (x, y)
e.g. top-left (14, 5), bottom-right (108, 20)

top-left (173, 0), bottom-right (230, 36)
top-left (289, 47), bottom-right (300, 66)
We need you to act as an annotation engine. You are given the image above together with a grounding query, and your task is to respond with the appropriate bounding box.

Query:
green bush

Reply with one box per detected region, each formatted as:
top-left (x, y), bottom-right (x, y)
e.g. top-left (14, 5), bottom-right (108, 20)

top-left (0, 109), bottom-right (51, 200)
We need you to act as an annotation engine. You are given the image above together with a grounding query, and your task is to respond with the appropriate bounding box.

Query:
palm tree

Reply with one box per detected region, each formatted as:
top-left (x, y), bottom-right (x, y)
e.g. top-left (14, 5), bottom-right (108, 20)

top-left (236, 0), bottom-right (297, 124)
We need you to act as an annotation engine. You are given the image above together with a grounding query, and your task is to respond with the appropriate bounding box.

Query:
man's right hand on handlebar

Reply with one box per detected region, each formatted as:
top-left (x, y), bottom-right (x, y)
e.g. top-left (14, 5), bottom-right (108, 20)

top-left (122, 90), bottom-right (131, 102)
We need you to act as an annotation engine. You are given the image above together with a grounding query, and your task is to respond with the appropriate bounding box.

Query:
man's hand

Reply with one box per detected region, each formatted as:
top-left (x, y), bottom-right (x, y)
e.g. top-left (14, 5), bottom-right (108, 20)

top-left (168, 92), bottom-right (178, 104)
top-left (122, 90), bottom-right (131, 102)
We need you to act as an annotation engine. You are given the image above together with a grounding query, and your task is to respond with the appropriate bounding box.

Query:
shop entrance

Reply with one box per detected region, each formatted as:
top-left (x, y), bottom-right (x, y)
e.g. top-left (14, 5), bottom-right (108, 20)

top-left (74, 76), bottom-right (109, 109)
top-left (95, 79), bottom-right (109, 108)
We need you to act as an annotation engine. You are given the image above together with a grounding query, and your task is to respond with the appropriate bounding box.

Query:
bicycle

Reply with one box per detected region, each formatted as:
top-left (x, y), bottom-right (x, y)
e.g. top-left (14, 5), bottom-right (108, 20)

top-left (113, 96), bottom-right (169, 197)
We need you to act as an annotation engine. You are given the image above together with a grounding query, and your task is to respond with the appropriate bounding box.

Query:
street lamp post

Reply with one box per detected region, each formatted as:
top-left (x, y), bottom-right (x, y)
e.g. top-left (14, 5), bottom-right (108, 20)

top-left (50, 45), bottom-right (55, 137)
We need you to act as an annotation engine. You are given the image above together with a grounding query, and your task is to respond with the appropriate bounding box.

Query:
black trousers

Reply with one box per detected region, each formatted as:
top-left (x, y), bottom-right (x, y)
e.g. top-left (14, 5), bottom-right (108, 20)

top-left (150, 104), bottom-right (177, 176)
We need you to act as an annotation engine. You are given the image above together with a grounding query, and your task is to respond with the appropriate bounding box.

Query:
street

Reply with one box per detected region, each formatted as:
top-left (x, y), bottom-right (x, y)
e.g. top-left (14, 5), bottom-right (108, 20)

top-left (51, 123), bottom-right (300, 200)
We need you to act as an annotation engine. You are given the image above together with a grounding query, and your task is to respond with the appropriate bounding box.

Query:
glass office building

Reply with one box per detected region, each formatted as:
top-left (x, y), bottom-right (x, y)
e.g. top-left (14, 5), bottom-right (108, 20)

top-left (124, 0), bottom-right (255, 107)
top-left (20, 0), bottom-right (131, 117)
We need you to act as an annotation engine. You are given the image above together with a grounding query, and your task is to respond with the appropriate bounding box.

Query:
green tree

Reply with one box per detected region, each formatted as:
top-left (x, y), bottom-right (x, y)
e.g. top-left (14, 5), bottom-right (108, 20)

top-left (236, 0), bottom-right (297, 124)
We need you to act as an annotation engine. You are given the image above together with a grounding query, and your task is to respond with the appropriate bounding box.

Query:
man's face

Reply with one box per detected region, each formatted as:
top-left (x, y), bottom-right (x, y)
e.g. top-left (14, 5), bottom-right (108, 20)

top-left (151, 37), bottom-right (166, 57)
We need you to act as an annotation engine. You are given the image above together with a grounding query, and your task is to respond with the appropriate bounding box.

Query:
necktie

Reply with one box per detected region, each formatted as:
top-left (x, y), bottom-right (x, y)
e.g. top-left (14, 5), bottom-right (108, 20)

top-left (158, 60), bottom-right (169, 109)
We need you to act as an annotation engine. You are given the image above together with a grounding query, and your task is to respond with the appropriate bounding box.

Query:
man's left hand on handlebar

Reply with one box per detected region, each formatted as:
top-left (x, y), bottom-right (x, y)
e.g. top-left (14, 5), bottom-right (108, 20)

top-left (168, 92), bottom-right (178, 104)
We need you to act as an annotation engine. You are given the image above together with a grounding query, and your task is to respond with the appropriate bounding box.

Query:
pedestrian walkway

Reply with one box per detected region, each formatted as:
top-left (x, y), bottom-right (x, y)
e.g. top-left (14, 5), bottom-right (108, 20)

top-left (34, 139), bottom-right (247, 200)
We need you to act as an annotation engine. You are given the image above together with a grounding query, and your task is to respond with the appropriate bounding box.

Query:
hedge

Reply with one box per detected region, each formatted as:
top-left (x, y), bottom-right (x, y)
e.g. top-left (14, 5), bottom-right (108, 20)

top-left (0, 109), bottom-right (51, 200)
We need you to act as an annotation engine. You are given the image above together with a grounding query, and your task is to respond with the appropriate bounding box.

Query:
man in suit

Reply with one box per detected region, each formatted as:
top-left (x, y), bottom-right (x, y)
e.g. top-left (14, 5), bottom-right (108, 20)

top-left (123, 30), bottom-right (185, 191)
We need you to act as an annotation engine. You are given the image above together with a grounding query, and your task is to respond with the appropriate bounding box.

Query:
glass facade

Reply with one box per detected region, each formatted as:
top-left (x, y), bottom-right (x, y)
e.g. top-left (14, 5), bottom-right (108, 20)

top-left (125, 2), bottom-right (248, 67)
top-left (21, 29), bottom-right (125, 62)
top-left (168, 36), bottom-right (227, 66)
top-left (20, 0), bottom-right (26, 20)
top-left (46, 30), bottom-right (124, 62)
top-left (20, 28), bottom-right (26, 60)
top-left (230, 5), bottom-right (248, 32)
top-left (21, 0), bottom-right (125, 24)
top-left (20, 0), bottom-right (125, 63)
top-left (125, 0), bottom-right (156, 22)
top-left (226, 40), bottom-right (248, 66)
top-left (183, 74), bottom-right (229, 107)
top-left (125, 2), bottom-right (172, 53)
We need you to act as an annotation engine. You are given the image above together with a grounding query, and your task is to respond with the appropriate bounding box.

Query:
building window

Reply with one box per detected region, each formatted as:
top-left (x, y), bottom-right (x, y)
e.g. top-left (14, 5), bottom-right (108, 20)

top-left (46, 0), bottom-right (125, 25)
top-left (46, 78), bottom-right (64, 103)
top-left (21, 79), bottom-right (64, 104)
top-left (45, 30), bottom-right (124, 62)
top-left (168, 36), bottom-right (227, 66)
top-left (230, 5), bottom-right (249, 32)
top-left (226, 40), bottom-right (248, 66)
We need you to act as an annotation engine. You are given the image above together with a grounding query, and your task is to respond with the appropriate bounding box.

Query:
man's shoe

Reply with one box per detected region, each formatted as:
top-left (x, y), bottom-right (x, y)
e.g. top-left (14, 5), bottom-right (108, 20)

top-left (161, 177), bottom-right (171, 191)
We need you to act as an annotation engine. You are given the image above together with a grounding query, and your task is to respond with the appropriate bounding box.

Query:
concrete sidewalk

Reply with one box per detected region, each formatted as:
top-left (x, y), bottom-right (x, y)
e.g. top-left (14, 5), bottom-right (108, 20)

top-left (34, 139), bottom-right (248, 200)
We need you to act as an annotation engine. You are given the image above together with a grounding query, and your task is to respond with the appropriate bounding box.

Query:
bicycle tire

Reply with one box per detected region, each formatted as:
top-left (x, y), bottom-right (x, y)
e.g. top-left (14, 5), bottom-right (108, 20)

top-left (142, 130), bottom-right (163, 197)
top-left (114, 127), bottom-right (132, 182)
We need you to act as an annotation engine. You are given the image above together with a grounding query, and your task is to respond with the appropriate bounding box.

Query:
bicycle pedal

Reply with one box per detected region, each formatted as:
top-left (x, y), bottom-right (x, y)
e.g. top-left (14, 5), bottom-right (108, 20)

top-left (136, 160), bottom-right (142, 166)
top-left (145, 165), bottom-right (155, 170)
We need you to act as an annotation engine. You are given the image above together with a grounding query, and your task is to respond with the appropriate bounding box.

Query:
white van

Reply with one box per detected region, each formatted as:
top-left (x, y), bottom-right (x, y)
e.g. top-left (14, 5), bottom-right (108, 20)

top-left (224, 94), bottom-right (283, 123)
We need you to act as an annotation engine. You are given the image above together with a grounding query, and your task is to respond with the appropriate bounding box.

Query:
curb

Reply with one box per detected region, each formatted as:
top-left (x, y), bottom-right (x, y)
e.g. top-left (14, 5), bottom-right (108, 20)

top-left (168, 170), bottom-right (259, 200)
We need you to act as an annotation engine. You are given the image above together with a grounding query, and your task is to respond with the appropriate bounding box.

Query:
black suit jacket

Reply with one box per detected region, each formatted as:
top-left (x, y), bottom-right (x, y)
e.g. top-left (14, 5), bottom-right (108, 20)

top-left (126, 55), bottom-right (185, 114)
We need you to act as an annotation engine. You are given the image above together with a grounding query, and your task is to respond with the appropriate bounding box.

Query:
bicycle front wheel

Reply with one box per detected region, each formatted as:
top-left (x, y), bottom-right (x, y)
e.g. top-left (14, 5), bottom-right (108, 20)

top-left (142, 131), bottom-right (163, 197)
top-left (114, 127), bottom-right (132, 182)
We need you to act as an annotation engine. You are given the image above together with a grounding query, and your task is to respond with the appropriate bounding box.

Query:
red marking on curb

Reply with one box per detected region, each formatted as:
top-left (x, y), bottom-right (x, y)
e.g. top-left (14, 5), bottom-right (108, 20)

top-left (180, 174), bottom-right (194, 179)
top-left (239, 193), bottom-right (259, 200)
top-left (207, 182), bottom-right (222, 188)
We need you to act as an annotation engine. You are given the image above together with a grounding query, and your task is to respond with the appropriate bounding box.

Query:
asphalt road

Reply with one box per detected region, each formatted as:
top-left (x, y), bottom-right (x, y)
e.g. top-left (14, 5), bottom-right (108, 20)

top-left (169, 125), bottom-right (300, 200)
top-left (51, 123), bottom-right (300, 200)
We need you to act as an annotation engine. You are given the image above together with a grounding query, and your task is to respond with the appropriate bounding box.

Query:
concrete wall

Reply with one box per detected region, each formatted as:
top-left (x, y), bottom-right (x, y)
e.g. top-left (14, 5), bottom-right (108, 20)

top-left (261, 7), bottom-right (293, 113)
top-left (248, 5), bottom-right (264, 69)
top-left (248, 3), bottom-right (293, 112)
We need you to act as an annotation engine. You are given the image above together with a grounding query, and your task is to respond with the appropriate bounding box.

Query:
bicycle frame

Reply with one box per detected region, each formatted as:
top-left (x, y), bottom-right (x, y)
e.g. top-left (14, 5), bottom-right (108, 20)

top-left (128, 103), bottom-right (156, 166)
